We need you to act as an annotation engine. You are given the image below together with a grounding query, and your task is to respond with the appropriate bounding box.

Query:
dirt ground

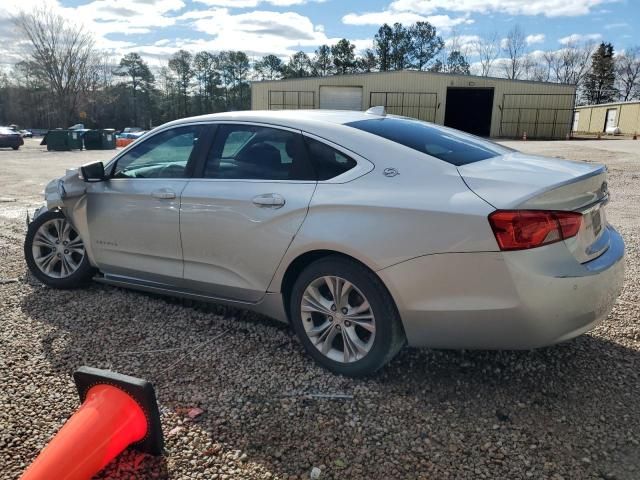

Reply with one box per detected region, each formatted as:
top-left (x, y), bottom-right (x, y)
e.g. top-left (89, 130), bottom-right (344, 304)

top-left (1, 137), bottom-right (639, 480)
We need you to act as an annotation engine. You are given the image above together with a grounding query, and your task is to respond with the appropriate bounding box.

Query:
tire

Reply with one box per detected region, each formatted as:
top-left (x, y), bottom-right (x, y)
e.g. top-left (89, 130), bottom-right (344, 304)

top-left (24, 210), bottom-right (95, 289)
top-left (290, 255), bottom-right (405, 376)
top-left (12, 146), bottom-right (19, 150)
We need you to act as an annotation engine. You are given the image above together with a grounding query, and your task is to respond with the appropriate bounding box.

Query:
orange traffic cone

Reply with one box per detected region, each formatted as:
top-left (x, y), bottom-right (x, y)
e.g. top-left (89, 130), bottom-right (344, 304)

top-left (21, 367), bottom-right (163, 480)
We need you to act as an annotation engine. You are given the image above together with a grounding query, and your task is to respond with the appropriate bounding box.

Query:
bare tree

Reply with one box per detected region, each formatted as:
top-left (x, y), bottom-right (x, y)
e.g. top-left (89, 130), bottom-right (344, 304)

top-left (616, 46), bottom-right (640, 101)
top-left (545, 41), bottom-right (595, 85)
top-left (503, 25), bottom-right (527, 79)
top-left (13, 9), bottom-right (96, 125)
top-left (524, 54), bottom-right (550, 82)
top-left (473, 32), bottom-right (501, 76)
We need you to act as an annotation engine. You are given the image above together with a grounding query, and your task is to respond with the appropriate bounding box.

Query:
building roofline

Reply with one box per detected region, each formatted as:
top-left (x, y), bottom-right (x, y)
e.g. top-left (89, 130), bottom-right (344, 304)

top-left (250, 69), bottom-right (577, 89)
top-left (575, 100), bottom-right (640, 109)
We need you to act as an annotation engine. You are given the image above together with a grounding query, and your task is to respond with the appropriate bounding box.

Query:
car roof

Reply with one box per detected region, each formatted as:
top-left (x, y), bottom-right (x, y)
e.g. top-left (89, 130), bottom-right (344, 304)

top-left (165, 109), bottom-right (378, 131)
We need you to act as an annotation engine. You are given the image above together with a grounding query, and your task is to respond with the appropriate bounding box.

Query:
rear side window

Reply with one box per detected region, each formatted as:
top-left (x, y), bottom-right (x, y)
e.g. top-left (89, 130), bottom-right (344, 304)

top-left (345, 117), bottom-right (510, 166)
top-left (204, 125), bottom-right (315, 180)
top-left (304, 137), bottom-right (357, 180)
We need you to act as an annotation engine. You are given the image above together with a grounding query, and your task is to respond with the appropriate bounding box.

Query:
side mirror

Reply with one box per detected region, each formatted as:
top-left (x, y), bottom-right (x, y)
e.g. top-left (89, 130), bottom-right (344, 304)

top-left (80, 161), bottom-right (105, 182)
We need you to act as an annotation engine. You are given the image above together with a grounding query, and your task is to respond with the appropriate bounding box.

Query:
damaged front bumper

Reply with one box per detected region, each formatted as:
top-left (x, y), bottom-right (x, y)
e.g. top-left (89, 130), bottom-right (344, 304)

top-left (29, 168), bottom-right (87, 224)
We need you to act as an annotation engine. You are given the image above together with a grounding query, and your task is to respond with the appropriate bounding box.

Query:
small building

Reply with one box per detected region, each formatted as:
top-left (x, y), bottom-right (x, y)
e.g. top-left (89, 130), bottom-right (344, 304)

top-left (573, 100), bottom-right (640, 136)
top-left (250, 70), bottom-right (577, 139)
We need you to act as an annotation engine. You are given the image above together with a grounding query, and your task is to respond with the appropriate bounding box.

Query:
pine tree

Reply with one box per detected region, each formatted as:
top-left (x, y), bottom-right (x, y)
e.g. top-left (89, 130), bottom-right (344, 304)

top-left (331, 39), bottom-right (356, 74)
top-left (409, 21), bottom-right (444, 70)
top-left (114, 53), bottom-right (155, 126)
top-left (374, 24), bottom-right (393, 71)
top-left (312, 45), bottom-right (334, 76)
top-left (283, 51), bottom-right (312, 78)
top-left (389, 23), bottom-right (412, 70)
top-left (584, 42), bottom-right (617, 104)
top-left (255, 54), bottom-right (284, 80)
top-left (168, 50), bottom-right (194, 117)
top-left (446, 51), bottom-right (471, 75)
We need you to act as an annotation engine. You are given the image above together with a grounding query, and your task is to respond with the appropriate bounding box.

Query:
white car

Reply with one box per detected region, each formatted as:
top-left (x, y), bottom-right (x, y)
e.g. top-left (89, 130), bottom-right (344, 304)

top-left (24, 109), bottom-right (624, 376)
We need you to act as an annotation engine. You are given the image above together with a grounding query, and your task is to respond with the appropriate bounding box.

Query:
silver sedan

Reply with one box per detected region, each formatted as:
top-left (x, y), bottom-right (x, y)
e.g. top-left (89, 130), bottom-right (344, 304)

top-left (24, 109), bottom-right (625, 376)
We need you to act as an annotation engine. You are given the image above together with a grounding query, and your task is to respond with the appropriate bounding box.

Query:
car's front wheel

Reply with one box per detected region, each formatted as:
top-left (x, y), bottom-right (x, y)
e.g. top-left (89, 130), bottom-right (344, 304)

top-left (290, 256), bottom-right (405, 376)
top-left (24, 210), bottom-right (95, 288)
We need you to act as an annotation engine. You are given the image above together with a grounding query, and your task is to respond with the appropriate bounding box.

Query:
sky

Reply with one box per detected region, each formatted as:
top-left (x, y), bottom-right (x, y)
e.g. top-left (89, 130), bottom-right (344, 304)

top-left (0, 0), bottom-right (638, 70)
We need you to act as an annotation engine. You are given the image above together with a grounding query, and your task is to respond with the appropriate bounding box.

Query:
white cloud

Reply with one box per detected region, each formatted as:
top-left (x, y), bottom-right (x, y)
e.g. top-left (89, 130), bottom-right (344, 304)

top-left (73, 0), bottom-right (185, 36)
top-left (0, 0), bottom-right (341, 66)
top-left (604, 22), bottom-right (628, 29)
top-left (193, 0), bottom-right (323, 6)
top-left (388, 0), bottom-right (615, 18)
top-left (558, 33), bottom-right (602, 44)
top-left (0, 0), bottom-right (184, 56)
top-left (157, 8), bottom-right (371, 62)
top-left (342, 11), bottom-right (473, 31)
top-left (526, 33), bottom-right (545, 45)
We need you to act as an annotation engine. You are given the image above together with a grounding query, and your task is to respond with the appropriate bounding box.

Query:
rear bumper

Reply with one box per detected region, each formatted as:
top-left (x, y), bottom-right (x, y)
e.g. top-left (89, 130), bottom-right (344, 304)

top-left (379, 226), bottom-right (625, 349)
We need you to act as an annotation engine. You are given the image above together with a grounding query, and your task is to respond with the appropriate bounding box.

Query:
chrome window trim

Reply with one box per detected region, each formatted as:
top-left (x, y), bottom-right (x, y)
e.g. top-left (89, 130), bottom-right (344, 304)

top-left (106, 119), bottom-right (374, 184)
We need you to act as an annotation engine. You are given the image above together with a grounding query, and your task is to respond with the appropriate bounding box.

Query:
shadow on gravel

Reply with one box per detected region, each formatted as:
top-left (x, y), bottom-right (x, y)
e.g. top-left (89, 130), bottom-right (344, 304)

top-left (20, 283), bottom-right (640, 480)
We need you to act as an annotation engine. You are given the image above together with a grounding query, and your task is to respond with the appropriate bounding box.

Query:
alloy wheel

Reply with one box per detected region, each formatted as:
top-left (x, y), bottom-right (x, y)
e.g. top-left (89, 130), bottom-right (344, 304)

top-left (31, 218), bottom-right (85, 279)
top-left (300, 276), bottom-right (376, 363)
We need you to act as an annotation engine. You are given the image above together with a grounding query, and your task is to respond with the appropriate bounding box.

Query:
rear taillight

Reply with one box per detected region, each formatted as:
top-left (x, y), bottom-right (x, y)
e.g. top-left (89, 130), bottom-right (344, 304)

top-left (488, 210), bottom-right (582, 251)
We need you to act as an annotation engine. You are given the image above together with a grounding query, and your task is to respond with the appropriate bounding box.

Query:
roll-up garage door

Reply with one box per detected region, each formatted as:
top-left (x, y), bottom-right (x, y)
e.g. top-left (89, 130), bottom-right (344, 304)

top-left (319, 86), bottom-right (363, 111)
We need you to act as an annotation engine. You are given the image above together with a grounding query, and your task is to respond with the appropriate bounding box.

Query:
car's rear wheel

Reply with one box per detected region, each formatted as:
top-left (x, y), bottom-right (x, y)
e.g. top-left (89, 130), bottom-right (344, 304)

top-left (24, 210), bottom-right (95, 288)
top-left (290, 256), bottom-right (405, 376)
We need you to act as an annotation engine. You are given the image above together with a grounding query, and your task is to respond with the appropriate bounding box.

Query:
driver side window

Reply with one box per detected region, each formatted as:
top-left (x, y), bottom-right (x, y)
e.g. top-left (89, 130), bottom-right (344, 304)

top-left (112, 126), bottom-right (203, 179)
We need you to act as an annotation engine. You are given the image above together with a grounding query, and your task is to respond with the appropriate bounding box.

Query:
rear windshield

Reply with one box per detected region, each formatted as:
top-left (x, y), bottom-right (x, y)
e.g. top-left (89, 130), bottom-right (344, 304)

top-left (345, 117), bottom-right (510, 166)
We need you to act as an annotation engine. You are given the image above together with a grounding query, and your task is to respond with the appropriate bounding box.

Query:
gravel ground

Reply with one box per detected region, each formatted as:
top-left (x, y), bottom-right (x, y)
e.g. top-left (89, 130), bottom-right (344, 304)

top-left (1, 138), bottom-right (639, 480)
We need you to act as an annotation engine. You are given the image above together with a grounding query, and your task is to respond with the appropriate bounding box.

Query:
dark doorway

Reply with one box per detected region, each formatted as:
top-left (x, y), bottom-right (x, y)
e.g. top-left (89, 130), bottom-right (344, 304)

top-left (444, 88), bottom-right (494, 137)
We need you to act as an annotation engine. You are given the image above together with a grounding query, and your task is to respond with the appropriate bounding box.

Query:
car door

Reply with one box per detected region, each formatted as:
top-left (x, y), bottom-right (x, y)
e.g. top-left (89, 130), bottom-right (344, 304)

top-left (86, 124), bottom-right (209, 283)
top-left (180, 122), bottom-right (317, 302)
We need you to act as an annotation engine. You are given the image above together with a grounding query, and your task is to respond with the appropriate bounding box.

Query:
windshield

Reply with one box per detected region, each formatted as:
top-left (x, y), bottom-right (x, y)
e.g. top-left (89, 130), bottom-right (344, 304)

top-left (345, 116), bottom-right (512, 166)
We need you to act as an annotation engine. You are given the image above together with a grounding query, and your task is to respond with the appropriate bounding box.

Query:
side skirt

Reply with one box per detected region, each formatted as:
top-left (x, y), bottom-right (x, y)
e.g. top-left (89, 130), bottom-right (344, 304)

top-left (94, 273), bottom-right (288, 324)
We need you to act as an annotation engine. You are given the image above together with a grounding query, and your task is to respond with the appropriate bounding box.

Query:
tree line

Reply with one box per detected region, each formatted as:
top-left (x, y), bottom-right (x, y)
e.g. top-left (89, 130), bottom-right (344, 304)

top-left (0, 9), bottom-right (638, 130)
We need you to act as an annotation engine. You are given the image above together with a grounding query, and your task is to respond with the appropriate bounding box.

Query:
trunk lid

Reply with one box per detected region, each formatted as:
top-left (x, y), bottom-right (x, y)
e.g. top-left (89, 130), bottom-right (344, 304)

top-left (458, 152), bottom-right (610, 263)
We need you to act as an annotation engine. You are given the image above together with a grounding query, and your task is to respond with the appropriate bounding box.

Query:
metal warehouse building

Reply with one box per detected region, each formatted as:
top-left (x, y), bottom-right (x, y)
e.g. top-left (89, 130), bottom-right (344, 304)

top-left (251, 70), bottom-right (577, 139)
top-left (573, 101), bottom-right (640, 136)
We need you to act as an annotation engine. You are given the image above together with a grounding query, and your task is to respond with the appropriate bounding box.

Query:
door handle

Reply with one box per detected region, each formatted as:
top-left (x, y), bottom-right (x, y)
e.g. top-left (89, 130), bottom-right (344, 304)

top-left (151, 189), bottom-right (176, 199)
top-left (252, 193), bottom-right (286, 208)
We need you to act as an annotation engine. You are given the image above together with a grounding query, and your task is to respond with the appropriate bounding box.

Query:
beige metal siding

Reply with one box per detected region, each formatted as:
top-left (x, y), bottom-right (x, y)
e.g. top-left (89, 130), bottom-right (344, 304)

top-left (251, 71), bottom-right (576, 138)
top-left (619, 103), bottom-right (640, 134)
top-left (574, 102), bottom-right (640, 135)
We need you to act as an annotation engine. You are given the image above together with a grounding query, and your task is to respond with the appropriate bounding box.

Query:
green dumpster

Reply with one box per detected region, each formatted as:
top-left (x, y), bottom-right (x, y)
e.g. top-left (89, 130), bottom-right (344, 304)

top-left (68, 130), bottom-right (83, 150)
top-left (45, 130), bottom-right (72, 151)
top-left (45, 129), bottom-right (84, 151)
top-left (84, 129), bottom-right (116, 150)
